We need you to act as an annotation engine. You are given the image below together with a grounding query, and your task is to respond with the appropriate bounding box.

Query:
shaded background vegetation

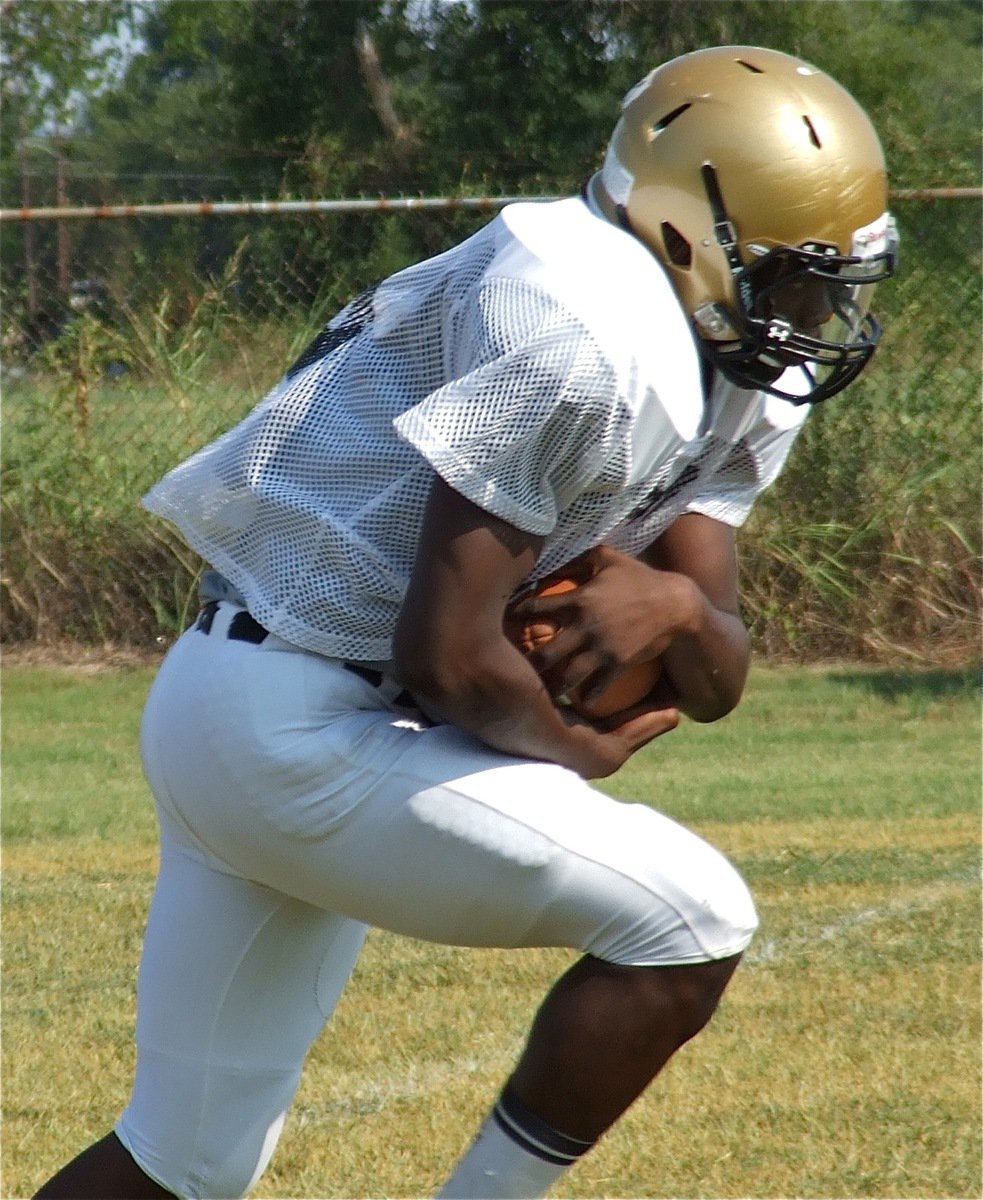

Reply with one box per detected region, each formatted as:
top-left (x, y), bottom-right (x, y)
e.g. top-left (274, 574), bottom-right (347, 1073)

top-left (1, 0), bottom-right (980, 662)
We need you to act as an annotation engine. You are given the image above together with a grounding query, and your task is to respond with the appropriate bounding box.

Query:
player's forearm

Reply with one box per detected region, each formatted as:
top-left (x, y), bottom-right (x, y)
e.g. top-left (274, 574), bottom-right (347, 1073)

top-left (395, 634), bottom-right (668, 779)
top-left (658, 576), bottom-right (750, 722)
top-left (398, 637), bottom-right (592, 764)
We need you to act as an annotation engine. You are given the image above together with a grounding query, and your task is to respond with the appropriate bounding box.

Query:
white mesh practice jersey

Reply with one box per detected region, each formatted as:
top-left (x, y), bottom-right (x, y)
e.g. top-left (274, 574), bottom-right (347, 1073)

top-left (144, 197), bottom-right (810, 660)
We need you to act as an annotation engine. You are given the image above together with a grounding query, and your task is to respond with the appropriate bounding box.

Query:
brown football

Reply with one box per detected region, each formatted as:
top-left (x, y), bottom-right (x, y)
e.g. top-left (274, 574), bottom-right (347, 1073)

top-left (508, 577), bottom-right (661, 720)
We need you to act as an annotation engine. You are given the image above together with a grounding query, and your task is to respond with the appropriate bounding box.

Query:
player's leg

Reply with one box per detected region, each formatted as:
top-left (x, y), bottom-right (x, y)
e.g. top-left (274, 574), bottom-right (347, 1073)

top-left (333, 741), bottom-right (751, 1199)
top-left (179, 697), bottom-right (756, 1200)
top-left (425, 804), bottom-right (750, 1200)
top-left (511, 950), bottom-right (741, 1138)
top-left (435, 954), bottom-right (740, 1199)
top-left (34, 616), bottom-right (371, 1200)
top-left (48, 603), bottom-right (751, 1199)
top-left (375, 747), bottom-right (753, 1199)
top-left (34, 829), bottom-right (366, 1199)
top-left (33, 1131), bottom-right (175, 1199)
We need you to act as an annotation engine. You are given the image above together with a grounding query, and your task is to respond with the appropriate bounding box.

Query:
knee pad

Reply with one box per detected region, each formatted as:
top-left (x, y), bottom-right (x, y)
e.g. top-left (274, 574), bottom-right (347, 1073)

top-left (572, 805), bottom-right (760, 967)
top-left (688, 846), bottom-right (759, 960)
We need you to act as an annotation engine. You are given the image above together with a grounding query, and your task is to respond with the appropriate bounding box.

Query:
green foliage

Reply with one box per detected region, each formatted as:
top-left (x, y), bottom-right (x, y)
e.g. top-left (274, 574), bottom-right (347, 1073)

top-left (1, 1), bottom-right (980, 656)
top-left (224, 1), bottom-right (386, 162)
top-left (79, 0), bottom-right (404, 200)
top-left (0, 0), bottom-right (132, 142)
top-left (411, 0), bottom-right (625, 191)
top-left (10, 0), bottom-right (981, 199)
top-left (1, 195), bottom-right (979, 657)
top-left (77, 2), bottom-right (245, 200)
top-left (732, 192), bottom-right (981, 661)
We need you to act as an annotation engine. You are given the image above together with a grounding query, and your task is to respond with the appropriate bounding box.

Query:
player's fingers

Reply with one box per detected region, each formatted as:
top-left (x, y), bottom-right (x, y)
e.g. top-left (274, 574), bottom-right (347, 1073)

top-left (535, 642), bottom-right (609, 698)
top-left (509, 592), bottom-right (579, 624)
top-left (604, 705), bottom-right (681, 745)
top-left (524, 625), bottom-right (593, 675)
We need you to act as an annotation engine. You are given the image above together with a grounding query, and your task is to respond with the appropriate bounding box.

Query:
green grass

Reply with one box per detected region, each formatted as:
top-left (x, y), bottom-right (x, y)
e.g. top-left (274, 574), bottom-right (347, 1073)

top-left (2, 662), bottom-right (979, 1198)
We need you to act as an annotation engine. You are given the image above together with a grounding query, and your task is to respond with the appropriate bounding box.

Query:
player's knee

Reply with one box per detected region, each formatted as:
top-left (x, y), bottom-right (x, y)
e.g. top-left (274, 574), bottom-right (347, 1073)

top-left (698, 854), bottom-right (759, 958)
top-left (659, 952), bottom-right (743, 1047)
top-left (593, 838), bottom-right (759, 967)
top-left (630, 859), bottom-right (755, 1048)
top-left (664, 832), bottom-right (759, 963)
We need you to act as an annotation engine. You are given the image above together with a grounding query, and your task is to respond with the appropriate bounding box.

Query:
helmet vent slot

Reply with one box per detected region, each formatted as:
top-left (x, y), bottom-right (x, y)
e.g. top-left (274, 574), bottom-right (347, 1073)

top-left (652, 102), bottom-right (692, 134)
top-left (802, 115), bottom-right (822, 148)
top-left (661, 222), bottom-right (692, 268)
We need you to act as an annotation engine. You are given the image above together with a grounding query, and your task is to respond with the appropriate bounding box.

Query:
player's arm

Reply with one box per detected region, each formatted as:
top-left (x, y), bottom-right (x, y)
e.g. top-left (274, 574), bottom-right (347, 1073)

top-left (638, 513), bottom-right (751, 722)
top-left (512, 515), bottom-right (749, 724)
top-left (392, 475), bottom-right (680, 779)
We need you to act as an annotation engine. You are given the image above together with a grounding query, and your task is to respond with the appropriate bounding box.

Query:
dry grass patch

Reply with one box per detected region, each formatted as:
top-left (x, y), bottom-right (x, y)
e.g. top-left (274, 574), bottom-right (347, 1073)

top-left (4, 816), bottom-right (976, 1199)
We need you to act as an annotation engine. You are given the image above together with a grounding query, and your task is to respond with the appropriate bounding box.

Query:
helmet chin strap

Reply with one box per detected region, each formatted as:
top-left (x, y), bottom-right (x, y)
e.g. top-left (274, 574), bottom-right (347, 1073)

top-left (698, 165), bottom-right (837, 403)
top-left (700, 164), bottom-right (753, 314)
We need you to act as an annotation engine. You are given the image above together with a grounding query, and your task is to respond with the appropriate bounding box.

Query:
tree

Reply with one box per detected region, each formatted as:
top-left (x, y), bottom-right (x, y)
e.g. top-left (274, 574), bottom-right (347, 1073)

top-left (404, 0), bottom-right (628, 192)
top-left (0, 0), bottom-right (134, 148)
top-left (73, 0), bottom-right (981, 202)
top-left (79, 0), bottom-right (419, 201)
top-left (1, 0), bottom-right (135, 315)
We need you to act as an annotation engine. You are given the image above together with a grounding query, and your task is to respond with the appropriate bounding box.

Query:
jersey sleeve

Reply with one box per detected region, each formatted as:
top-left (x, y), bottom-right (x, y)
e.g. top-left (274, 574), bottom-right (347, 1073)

top-left (684, 397), bottom-right (811, 527)
top-left (393, 278), bottom-right (631, 535)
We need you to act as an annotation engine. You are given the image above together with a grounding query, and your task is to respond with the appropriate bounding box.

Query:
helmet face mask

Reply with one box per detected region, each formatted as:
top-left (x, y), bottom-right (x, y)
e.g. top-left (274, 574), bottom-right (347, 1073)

top-left (697, 205), bottom-right (900, 403)
top-left (594, 45), bottom-right (899, 404)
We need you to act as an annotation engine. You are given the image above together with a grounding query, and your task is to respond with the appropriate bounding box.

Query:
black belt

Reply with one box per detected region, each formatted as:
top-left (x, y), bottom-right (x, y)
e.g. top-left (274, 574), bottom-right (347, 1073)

top-left (194, 601), bottom-right (414, 700)
top-left (195, 600), bottom-right (267, 643)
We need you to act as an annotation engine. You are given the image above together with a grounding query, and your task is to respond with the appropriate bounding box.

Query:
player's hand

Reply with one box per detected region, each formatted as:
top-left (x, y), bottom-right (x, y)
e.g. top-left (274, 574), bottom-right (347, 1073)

top-left (563, 701), bottom-right (681, 779)
top-left (511, 545), bottom-right (697, 707)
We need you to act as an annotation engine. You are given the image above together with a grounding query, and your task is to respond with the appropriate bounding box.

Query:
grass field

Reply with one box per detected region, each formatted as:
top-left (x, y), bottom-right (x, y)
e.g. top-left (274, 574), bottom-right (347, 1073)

top-left (2, 660), bottom-right (979, 1199)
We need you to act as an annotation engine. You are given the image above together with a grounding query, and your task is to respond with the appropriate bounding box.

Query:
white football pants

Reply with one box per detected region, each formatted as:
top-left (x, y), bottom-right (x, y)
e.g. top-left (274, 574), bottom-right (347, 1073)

top-left (115, 601), bottom-right (758, 1198)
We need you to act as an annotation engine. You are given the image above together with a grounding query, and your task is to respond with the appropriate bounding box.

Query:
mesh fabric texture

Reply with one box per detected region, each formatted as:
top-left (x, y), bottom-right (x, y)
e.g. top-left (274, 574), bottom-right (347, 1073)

top-left (144, 198), bottom-right (808, 660)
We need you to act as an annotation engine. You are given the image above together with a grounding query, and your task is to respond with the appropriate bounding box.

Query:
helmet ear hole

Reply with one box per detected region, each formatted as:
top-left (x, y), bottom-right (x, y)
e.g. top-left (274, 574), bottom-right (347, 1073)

top-left (661, 222), bottom-right (693, 268)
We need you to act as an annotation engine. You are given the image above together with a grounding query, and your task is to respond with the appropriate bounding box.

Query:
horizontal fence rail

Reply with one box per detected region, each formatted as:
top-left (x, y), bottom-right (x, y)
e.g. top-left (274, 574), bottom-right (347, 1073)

top-left (0, 195), bottom-right (552, 222)
top-left (2, 188), bottom-right (979, 222)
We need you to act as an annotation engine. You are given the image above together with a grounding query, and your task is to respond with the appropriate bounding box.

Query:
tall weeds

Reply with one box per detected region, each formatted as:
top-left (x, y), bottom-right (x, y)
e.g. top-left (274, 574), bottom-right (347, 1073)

top-left (3, 205), bottom-right (979, 663)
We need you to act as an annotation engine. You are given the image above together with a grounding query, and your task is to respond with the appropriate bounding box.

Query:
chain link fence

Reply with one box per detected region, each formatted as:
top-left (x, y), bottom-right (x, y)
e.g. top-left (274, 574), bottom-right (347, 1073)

top-left (1, 193), bottom-right (980, 661)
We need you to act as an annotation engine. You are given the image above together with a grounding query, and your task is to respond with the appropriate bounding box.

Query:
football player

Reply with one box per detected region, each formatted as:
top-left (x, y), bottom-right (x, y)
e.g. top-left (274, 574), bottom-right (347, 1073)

top-left (36, 45), bottom-right (896, 1200)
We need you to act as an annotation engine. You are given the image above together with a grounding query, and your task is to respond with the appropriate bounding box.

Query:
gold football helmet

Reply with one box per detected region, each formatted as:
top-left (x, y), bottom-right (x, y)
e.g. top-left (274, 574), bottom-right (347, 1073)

top-left (588, 46), bottom-right (899, 402)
